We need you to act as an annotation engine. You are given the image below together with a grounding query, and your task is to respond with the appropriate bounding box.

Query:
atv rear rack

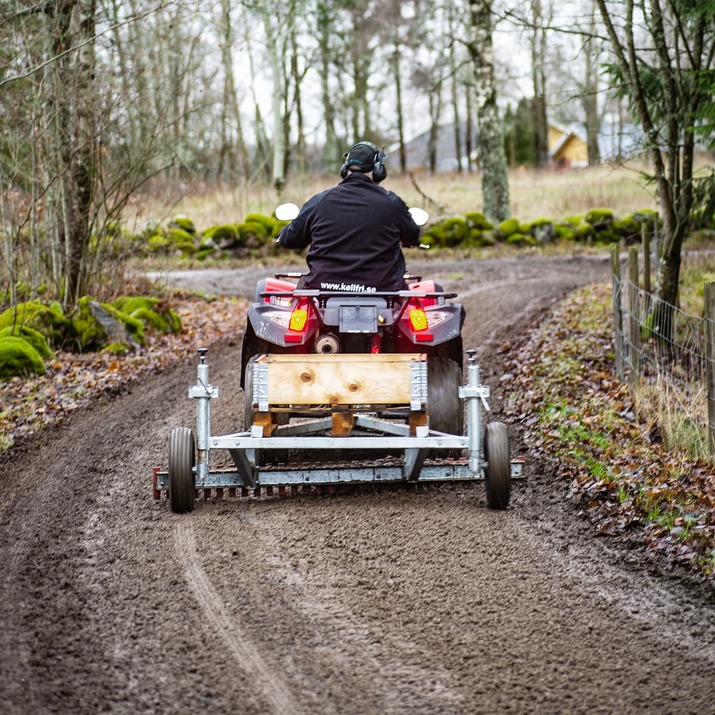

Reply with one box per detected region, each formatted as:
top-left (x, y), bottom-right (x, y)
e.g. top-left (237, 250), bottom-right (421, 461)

top-left (155, 348), bottom-right (522, 512)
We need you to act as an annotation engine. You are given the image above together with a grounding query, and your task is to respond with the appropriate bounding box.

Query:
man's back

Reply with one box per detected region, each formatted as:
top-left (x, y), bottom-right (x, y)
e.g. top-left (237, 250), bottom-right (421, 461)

top-left (278, 173), bottom-right (419, 292)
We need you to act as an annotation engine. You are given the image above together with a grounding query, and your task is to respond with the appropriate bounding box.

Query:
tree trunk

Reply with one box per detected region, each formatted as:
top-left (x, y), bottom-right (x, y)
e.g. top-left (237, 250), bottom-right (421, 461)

top-left (392, 45), bottom-right (407, 173)
top-left (317, 2), bottom-right (339, 169)
top-left (467, 0), bottom-right (511, 221)
top-left (47, 0), bottom-right (97, 305)
top-left (530, 0), bottom-right (549, 167)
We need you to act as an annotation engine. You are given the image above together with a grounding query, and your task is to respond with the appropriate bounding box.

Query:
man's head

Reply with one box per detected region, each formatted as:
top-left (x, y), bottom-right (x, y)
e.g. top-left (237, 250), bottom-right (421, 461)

top-left (340, 141), bottom-right (387, 183)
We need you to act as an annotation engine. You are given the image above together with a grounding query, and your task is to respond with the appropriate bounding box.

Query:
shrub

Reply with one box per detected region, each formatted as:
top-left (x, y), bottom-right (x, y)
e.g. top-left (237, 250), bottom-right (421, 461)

top-left (0, 336), bottom-right (46, 379)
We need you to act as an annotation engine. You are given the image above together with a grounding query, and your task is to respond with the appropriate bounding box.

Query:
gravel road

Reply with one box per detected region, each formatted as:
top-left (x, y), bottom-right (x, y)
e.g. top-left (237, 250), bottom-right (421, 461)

top-left (2, 254), bottom-right (714, 714)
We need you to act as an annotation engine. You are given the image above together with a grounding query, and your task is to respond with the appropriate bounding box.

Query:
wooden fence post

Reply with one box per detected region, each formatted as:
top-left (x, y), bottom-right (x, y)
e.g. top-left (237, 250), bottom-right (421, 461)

top-left (704, 282), bottom-right (715, 456)
top-left (628, 247), bottom-right (641, 388)
top-left (642, 223), bottom-right (651, 295)
top-left (610, 244), bottom-right (624, 379)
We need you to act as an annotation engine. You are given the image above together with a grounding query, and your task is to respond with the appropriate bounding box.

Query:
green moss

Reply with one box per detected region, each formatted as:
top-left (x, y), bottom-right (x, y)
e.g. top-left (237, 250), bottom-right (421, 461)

top-left (0, 301), bottom-right (74, 348)
top-left (147, 235), bottom-right (172, 252)
top-left (498, 218), bottom-right (520, 238)
top-left (238, 221), bottom-right (270, 240)
top-left (575, 222), bottom-right (596, 241)
top-left (562, 214), bottom-right (584, 227)
top-left (169, 215), bottom-right (196, 234)
top-left (244, 213), bottom-right (278, 234)
top-left (613, 215), bottom-right (641, 238)
top-left (584, 208), bottom-right (614, 228)
top-left (437, 217), bottom-right (469, 247)
top-left (73, 297), bottom-right (146, 352)
top-left (555, 224), bottom-right (576, 241)
top-left (112, 296), bottom-right (181, 334)
top-left (595, 229), bottom-right (620, 244)
top-left (104, 342), bottom-right (131, 356)
top-left (167, 227), bottom-right (195, 245)
top-left (507, 233), bottom-right (537, 246)
top-left (0, 325), bottom-right (53, 359)
top-left (465, 212), bottom-right (494, 230)
top-left (0, 336), bottom-right (46, 379)
top-left (203, 224), bottom-right (238, 242)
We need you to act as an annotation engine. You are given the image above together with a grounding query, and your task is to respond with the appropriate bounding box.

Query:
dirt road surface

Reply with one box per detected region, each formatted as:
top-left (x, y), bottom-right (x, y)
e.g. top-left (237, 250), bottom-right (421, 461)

top-left (2, 255), bottom-right (714, 714)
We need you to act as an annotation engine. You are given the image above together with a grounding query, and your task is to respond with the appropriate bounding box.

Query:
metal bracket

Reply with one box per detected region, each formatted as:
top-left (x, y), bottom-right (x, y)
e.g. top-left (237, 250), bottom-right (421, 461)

top-left (255, 360), bottom-right (269, 412)
top-left (459, 383), bottom-right (490, 412)
top-left (410, 359), bottom-right (428, 410)
top-left (189, 383), bottom-right (218, 399)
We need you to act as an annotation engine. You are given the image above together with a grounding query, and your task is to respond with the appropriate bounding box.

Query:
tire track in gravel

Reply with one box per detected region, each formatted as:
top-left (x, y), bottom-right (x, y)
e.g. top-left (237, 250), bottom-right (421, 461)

top-left (173, 521), bottom-right (300, 714)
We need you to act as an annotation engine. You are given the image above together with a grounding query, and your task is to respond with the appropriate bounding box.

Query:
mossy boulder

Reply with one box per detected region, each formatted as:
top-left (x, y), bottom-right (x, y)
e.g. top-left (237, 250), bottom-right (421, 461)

top-left (498, 218), bottom-right (520, 238)
top-left (562, 214), bottom-right (585, 227)
top-left (555, 224), bottom-right (576, 241)
top-left (575, 222), bottom-right (596, 241)
top-left (0, 336), bottom-right (46, 379)
top-left (507, 233), bottom-right (537, 247)
top-left (245, 213), bottom-right (278, 235)
top-left (0, 325), bottom-right (53, 359)
top-left (613, 215), bottom-right (642, 241)
top-left (437, 217), bottom-right (469, 247)
top-left (584, 208), bottom-right (614, 229)
top-left (465, 212), bottom-right (494, 231)
top-left (147, 234), bottom-right (172, 253)
top-left (203, 224), bottom-right (239, 247)
top-left (73, 297), bottom-right (145, 352)
top-left (238, 221), bottom-right (270, 247)
top-left (169, 215), bottom-right (196, 235)
top-left (112, 296), bottom-right (181, 334)
top-left (529, 218), bottom-right (556, 244)
top-left (0, 301), bottom-right (75, 348)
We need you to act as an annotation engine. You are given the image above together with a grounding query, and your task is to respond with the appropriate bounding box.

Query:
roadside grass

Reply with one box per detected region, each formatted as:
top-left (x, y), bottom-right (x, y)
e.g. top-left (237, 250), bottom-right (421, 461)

top-left (507, 284), bottom-right (715, 579)
top-left (122, 162), bottom-right (658, 230)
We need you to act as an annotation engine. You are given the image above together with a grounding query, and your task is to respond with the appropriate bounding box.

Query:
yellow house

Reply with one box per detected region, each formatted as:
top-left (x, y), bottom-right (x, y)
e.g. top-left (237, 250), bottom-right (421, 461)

top-left (548, 124), bottom-right (589, 168)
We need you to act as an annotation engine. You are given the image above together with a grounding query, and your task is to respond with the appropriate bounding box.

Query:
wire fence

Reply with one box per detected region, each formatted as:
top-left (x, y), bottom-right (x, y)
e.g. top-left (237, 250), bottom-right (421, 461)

top-left (611, 245), bottom-right (715, 458)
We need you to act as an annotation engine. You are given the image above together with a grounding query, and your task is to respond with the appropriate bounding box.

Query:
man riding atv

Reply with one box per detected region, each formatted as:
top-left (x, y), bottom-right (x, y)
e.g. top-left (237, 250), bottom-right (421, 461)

top-left (277, 141), bottom-right (421, 293)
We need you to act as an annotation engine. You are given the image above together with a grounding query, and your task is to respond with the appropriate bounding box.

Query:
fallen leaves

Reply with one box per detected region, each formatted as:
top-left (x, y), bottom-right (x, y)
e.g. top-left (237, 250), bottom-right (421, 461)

top-left (0, 294), bottom-right (248, 452)
top-left (507, 283), bottom-right (715, 580)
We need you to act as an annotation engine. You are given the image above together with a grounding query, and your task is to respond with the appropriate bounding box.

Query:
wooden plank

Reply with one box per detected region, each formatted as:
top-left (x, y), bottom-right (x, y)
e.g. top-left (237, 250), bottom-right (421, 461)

top-left (264, 354), bottom-right (424, 406)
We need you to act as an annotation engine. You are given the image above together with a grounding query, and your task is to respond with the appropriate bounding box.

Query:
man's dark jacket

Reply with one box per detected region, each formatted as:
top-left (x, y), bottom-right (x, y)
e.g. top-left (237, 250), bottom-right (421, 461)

top-left (278, 174), bottom-right (420, 292)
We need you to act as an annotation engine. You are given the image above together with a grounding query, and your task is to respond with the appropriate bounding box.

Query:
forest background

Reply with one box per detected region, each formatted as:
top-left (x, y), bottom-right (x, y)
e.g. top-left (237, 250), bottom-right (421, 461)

top-left (1, 0), bottom-right (714, 315)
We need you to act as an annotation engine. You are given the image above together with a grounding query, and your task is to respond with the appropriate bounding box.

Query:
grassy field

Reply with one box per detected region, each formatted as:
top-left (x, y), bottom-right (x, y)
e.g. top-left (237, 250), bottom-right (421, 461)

top-left (122, 161), bottom-right (659, 232)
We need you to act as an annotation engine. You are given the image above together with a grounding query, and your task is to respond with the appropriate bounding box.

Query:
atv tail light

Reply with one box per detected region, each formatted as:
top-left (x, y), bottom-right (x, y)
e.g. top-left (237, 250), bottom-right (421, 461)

top-left (408, 307), bottom-right (429, 332)
top-left (289, 307), bottom-right (308, 332)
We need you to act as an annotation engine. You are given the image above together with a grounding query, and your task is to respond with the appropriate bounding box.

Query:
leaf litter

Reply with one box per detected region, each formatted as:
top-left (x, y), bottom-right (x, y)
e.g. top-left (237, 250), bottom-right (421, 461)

top-left (506, 284), bottom-right (714, 580)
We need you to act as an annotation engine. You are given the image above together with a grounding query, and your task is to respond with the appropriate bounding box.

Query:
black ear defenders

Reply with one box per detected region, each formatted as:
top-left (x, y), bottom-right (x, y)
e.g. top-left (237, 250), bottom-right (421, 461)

top-left (340, 142), bottom-right (388, 183)
top-left (372, 147), bottom-right (387, 183)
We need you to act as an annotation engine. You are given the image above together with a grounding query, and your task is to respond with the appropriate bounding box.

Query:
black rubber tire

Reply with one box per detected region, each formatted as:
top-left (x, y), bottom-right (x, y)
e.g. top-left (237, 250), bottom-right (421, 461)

top-left (485, 422), bottom-right (511, 509)
top-left (169, 427), bottom-right (195, 514)
top-left (428, 357), bottom-right (463, 458)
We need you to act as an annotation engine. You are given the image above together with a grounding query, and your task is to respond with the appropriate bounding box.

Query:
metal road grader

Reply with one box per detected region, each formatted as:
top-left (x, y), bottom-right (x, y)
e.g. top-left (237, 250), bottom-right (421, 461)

top-left (154, 207), bottom-right (522, 511)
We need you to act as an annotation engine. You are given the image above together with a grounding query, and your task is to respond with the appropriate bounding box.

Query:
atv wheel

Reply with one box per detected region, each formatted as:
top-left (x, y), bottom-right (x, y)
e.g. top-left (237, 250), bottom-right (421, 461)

top-left (428, 358), bottom-right (463, 457)
top-left (169, 427), bottom-right (195, 513)
top-left (484, 422), bottom-right (511, 509)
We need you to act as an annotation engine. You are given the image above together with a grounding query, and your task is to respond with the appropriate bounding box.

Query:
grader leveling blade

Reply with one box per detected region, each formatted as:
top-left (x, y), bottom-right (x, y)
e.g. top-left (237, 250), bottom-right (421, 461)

top-left (154, 348), bottom-right (523, 512)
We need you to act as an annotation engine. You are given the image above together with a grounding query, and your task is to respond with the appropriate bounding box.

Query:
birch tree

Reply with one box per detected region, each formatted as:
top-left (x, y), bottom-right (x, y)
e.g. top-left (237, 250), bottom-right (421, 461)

top-left (467, 0), bottom-right (511, 221)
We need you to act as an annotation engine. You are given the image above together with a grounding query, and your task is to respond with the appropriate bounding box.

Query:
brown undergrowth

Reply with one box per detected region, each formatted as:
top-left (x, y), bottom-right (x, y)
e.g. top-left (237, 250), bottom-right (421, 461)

top-left (506, 284), bottom-right (715, 579)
